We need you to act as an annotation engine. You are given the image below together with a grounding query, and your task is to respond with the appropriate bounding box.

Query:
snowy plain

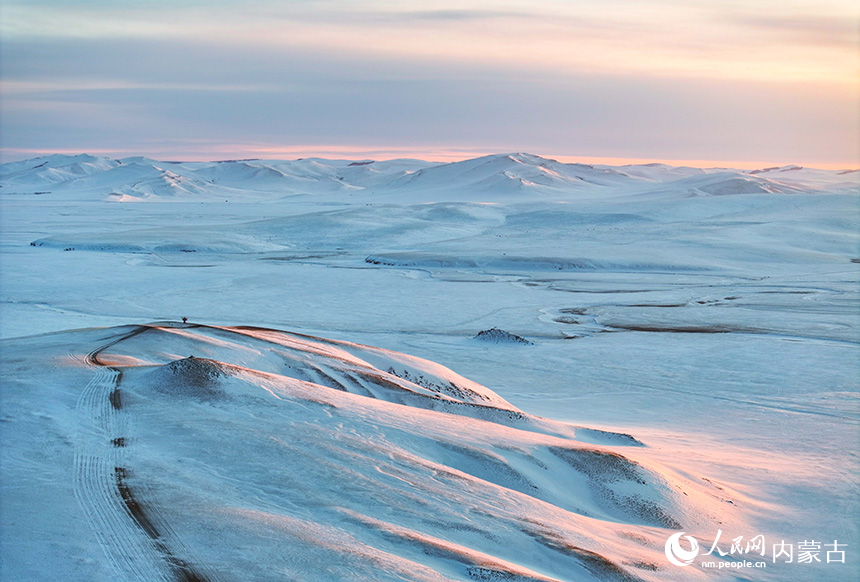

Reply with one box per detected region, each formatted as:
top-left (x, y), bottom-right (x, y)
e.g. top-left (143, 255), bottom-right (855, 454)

top-left (0, 153), bottom-right (858, 581)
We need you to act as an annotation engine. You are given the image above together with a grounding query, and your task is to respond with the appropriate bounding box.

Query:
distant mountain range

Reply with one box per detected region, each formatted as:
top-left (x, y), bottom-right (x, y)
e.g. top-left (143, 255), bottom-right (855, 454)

top-left (2, 152), bottom-right (856, 202)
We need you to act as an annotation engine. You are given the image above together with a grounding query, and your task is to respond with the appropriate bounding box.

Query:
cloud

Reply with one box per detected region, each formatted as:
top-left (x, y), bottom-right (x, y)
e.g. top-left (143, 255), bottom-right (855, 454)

top-left (1, 0), bottom-right (857, 166)
top-left (3, 0), bottom-right (856, 82)
top-left (367, 8), bottom-right (535, 23)
top-left (3, 40), bottom-right (856, 166)
top-left (726, 14), bottom-right (859, 47)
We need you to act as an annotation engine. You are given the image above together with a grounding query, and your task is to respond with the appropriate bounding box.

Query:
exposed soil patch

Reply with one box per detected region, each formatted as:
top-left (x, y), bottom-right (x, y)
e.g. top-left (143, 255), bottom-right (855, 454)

top-left (575, 428), bottom-right (645, 447)
top-left (607, 324), bottom-right (762, 334)
top-left (626, 561), bottom-right (660, 571)
top-left (560, 308), bottom-right (588, 315)
top-left (521, 527), bottom-right (645, 582)
top-left (109, 388), bottom-right (123, 410)
top-left (115, 467), bottom-right (161, 540)
top-left (114, 467), bottom-right (210, 582)
top-left (473, 328), bottom-right (533, 345)
top-left (550, 447), bottom-right (643, 483)
top-left (550, 447), bottom-right (681, 529)
top-left (149, 357), bottom-right (228, 401)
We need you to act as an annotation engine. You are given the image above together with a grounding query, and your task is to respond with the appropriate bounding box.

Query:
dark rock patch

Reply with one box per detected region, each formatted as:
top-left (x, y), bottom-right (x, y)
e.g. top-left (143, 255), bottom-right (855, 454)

top-left (148, 357), bottom-right (228, 401)
top-left (473, 328), bottom-right (533, 345)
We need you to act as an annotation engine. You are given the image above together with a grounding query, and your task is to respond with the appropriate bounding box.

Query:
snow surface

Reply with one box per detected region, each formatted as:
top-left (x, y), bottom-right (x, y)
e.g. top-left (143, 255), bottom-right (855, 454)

top-left (0, 153), bottom-right (858, 581)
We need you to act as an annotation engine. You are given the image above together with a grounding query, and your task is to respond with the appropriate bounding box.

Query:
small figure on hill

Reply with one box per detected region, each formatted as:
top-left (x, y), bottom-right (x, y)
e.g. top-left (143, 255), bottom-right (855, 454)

top-left (182, 317), bottom-right (188, 324)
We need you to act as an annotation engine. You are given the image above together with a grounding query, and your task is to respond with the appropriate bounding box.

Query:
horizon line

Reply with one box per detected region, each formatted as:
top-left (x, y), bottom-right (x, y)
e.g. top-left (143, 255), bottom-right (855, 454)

top-left (1, 146), bottom-right (857, 172)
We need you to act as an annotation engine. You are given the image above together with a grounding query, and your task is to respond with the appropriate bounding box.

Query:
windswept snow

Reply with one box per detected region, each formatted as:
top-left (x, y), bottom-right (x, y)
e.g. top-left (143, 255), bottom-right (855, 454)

top-left (0, 153), bottom-right (857, 581)
top-left (0, 322), bottom-right (756, 582)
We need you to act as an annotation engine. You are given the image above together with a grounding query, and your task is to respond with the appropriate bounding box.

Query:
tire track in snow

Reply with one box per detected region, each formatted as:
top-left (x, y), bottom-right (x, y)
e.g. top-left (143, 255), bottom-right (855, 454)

top-left (74, 328), bottom-right (171, 581)
top-left (73, 326), bottom-right (213, 582)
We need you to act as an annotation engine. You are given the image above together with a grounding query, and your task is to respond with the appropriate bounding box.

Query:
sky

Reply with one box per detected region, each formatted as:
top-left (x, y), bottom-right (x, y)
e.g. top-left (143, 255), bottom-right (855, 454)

top-left (1, 0), bottom-right (858, 168)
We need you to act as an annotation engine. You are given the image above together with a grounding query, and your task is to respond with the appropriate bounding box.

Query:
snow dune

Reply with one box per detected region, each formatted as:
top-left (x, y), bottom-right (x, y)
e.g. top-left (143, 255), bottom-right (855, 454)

top-left (2, 322), bottom-right (746, 581)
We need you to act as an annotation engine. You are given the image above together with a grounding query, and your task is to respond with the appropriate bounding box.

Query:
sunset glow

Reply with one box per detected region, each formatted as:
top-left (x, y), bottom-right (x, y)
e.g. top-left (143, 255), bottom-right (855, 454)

top-left (1, 0), bottom-right (857, 166)
top-left (2, 3), bottom-right (858, 580)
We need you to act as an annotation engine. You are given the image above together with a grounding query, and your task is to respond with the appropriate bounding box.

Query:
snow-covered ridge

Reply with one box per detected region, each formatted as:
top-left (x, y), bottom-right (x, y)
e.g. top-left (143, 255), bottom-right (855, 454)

top-left (2, 153), bottom-right (856, 201)
top-left (2, 322), bottom-right (746, 581)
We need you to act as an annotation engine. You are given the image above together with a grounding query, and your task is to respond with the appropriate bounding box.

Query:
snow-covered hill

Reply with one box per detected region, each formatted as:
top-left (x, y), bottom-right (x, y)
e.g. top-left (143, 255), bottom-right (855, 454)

top-left (1, 322), bottom-right (746, 582)
top-left (4, 152), bottom-right (854, 202)
top-left (1, 153), bottom-right (857, 581)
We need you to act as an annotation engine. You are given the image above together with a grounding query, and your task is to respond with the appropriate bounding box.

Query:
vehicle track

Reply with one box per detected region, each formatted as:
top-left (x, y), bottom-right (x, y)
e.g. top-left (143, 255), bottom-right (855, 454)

top-left (73, 325), bottom-right (214, 582)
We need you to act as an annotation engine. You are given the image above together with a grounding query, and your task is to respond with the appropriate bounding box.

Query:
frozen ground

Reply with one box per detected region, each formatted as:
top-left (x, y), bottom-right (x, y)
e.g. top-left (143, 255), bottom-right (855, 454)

top-left (0, 153), bottom-right (858, 581)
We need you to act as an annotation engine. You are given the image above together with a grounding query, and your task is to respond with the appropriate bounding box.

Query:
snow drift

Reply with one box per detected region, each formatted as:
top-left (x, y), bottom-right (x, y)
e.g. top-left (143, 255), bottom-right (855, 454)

top-left (0, 322), bottom-right (745, 581)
